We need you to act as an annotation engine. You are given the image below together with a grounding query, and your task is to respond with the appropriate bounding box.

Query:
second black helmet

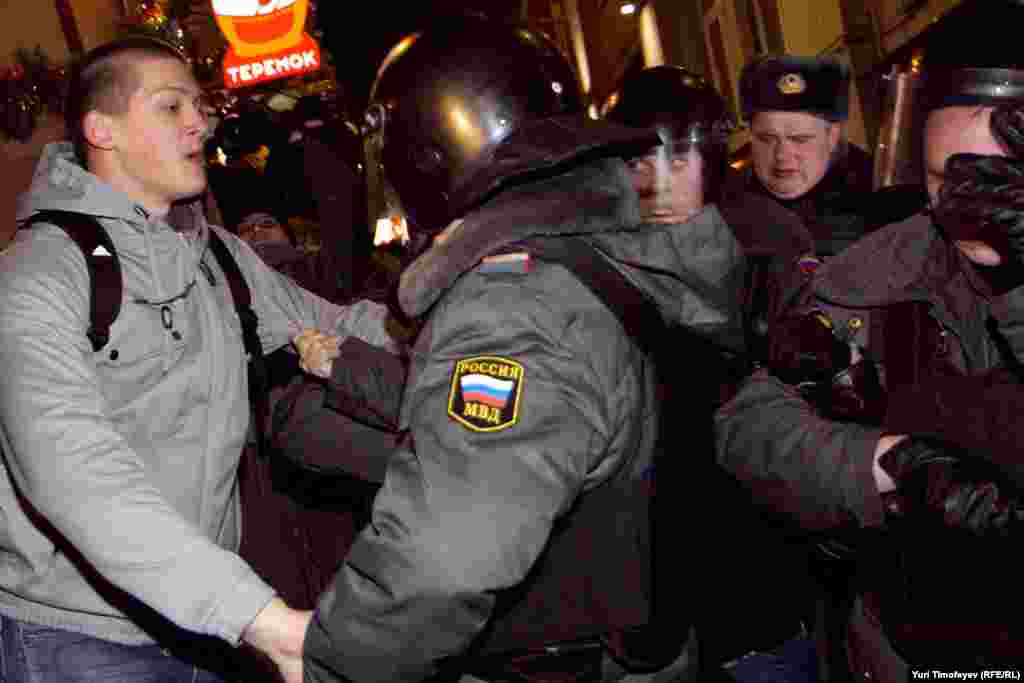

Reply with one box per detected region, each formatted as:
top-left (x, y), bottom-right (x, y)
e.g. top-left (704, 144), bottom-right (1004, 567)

top-left (604, 65), bottom-right (732, 146)
top-left (604, 65), bottom-right (734, 202)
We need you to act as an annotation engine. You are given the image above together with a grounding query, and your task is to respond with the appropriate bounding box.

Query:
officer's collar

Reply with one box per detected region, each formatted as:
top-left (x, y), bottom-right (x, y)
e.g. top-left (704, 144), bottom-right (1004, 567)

top-left (397, 157), bottom-right (640, 318)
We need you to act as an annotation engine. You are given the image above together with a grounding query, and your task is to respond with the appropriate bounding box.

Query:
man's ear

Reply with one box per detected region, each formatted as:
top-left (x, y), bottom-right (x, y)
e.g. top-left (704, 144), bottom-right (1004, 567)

top-left (827, 122), bottom-right (842, 150)
top-left (82, 110), bottom-right (116, 151)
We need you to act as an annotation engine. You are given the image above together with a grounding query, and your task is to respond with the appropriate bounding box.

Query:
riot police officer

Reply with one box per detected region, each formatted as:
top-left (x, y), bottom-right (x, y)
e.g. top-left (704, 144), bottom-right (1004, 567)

top-left (606, 65), bottom-right (819, 682)
top-left (606, 65), bottom-right (813, 361)
top-left (604, 66), bottom-right (732, 218)
top-left (298, 13), bottom-right (746, 683)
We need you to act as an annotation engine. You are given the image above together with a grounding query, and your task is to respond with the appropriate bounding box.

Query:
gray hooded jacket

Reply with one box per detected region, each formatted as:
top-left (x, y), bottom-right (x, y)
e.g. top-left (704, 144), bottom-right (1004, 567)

top-left (0, 142), bottom-right (395, 645)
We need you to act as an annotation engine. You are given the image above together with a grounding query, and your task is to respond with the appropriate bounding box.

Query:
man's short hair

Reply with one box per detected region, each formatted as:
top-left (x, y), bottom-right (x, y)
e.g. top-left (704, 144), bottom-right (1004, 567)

top-left (65, 37), bottom-right (187, 166)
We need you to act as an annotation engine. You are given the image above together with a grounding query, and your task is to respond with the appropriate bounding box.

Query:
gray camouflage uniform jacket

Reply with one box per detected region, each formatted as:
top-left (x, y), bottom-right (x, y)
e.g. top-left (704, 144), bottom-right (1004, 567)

top-left (303, 156), bottom-right (745, 682)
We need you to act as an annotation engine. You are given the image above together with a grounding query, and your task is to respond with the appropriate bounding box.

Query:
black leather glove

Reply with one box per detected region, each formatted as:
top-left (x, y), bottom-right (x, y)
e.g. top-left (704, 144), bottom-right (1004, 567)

top-left (878, 436), bottom-right (1023, 536)
top-left (935, 138), bottom-right (1024, 293)
top-left (768, 310), bottom-right (851, 387)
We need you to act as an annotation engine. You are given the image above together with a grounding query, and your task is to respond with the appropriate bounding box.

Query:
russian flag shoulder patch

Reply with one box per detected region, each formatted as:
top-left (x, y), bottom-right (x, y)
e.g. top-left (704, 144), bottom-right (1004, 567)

top-left (797, 253), bottom-right (822, 277)
top-left (447, 355), bottom-right (524, 432)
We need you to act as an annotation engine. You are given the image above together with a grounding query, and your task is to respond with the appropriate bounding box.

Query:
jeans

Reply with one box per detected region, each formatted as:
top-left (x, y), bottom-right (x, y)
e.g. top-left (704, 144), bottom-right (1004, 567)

top-left (725, 636), bottom-right (819, 683)
top-left (0, 615), bottom-right (229, 683)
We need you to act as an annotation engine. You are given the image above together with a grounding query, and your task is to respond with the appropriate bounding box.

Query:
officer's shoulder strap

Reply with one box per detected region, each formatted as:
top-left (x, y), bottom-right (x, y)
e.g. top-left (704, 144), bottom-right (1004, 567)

top-left (516, 235), bottom-right (738, 368)
top-left (515, 235), bottom-right (663, 357)
top-left (24, 209), bottom-right (122, 352)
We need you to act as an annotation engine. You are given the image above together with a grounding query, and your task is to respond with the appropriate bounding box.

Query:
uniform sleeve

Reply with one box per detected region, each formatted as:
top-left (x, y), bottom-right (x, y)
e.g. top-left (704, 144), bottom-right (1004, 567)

top-left (322, 337), bottom-right (407, 431)
top-left (991, 283), bottom-right (1024, 364)
top-left (219, 229), bottom-right (399, 355)
top-left (714, 369), bottom-right (886, 531)
top-left (0, 233), bottom-right (274, 643)
top-left (303, 278), bottom-right (613, 682)
top-left (270, 337), bottom-right (407, 484)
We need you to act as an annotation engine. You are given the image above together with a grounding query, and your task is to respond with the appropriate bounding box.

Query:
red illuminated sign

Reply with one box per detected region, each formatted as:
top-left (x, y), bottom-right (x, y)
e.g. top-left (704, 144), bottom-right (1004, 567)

top-left (212, 0), bottom-right (322, 88)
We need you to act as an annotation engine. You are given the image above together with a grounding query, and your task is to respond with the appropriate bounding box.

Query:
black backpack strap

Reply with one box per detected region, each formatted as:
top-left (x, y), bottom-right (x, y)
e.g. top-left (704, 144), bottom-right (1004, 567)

top-left (25, 210), bottom-right (122, 352)
top-left (206, 230), bottom-right (271, 461)
top-left (206, 230), bottom-right (262, 359)
top-left (517, 235), bottom-right (741, 364)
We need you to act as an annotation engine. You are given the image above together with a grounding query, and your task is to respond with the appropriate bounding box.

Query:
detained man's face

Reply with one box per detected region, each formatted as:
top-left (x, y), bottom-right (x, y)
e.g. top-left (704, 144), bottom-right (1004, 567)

top-left (628, 145), bottom-right (705, 224)
top-left (750, 111), bottom-right (841, 200)
top-left (924, 105), bottom-right (1011, 266)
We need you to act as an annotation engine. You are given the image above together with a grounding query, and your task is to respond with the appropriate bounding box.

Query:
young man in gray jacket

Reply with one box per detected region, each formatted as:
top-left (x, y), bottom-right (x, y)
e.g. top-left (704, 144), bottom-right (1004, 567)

top-left (0, 38), bottom-right (396, 682)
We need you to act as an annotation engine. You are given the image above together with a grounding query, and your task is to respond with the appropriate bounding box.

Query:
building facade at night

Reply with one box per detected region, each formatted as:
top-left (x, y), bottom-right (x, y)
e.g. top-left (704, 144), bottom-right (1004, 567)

top-left (0, 0), bottom-right (983, 245)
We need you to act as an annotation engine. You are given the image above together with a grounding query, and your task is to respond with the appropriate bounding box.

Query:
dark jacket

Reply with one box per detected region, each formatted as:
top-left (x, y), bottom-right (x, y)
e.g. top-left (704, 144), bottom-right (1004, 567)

top-left (718, 188), bottom-right (816, 364)
top-left (237, 240), bottom-right (402, 612)
top-left (303, 154), bottom-right (745, 682)
top-left (270, 336), bottom-right (405, 486)
top-left (263, 131), bottom-right (369, 301)
top-left (715, 212), bottom-right (1024, 680)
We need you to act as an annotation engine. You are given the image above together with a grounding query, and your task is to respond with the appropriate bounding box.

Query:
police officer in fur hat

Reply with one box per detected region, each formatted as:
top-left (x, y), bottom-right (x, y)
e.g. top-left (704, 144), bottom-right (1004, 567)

top-left (739, 55), bottom-right (894, 257)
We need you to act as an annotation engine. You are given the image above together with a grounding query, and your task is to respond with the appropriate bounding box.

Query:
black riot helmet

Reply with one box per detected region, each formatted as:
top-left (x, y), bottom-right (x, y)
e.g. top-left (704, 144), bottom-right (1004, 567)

top-left (917, 0), bottom-right (1024, 112)
top-left (363, 14), bottom-right (585, 234)
top-left (604, 65), bottom-right (734, 203)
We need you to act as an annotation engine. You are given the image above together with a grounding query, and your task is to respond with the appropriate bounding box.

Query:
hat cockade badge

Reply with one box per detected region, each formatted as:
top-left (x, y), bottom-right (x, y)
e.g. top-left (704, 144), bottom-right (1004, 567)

top-left (778, 73), bottom-right (807, 95)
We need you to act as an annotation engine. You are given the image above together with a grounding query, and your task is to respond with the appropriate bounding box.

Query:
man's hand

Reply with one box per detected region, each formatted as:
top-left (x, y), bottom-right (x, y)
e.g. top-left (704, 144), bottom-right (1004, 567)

top-left (294, 329), bottom-right (342, 379)
top-left (242, 597), bottom-right (313, 683)
top-left (873, 435), bottom-right (906, 494)
top-left (878, 436), bottom-right (1023, 536)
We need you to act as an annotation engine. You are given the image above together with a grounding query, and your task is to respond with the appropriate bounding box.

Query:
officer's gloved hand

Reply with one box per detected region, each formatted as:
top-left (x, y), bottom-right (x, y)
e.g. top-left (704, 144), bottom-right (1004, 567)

top-left (878, 436), bottom-right (1024, 536)
top-left (935, 119), bottom-right (1024, 293)
top-left (767, 310), bottom-right (851, 388)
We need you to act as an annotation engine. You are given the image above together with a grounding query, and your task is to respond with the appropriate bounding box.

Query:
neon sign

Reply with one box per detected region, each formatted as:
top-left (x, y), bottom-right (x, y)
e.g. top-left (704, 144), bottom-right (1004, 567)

top-left (212, 0), bottom-right (322, 89)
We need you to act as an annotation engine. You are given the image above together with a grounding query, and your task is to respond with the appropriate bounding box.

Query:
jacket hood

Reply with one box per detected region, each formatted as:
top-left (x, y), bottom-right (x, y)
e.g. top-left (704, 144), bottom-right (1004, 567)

top-left (16, 142), bottom-right (208, 233)
top-left (15, 141), bottom-right (211, 308)
top-left (20, 143), bottom-right (143, 224)
top-left (398, 156), bottom-right (745, 350)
